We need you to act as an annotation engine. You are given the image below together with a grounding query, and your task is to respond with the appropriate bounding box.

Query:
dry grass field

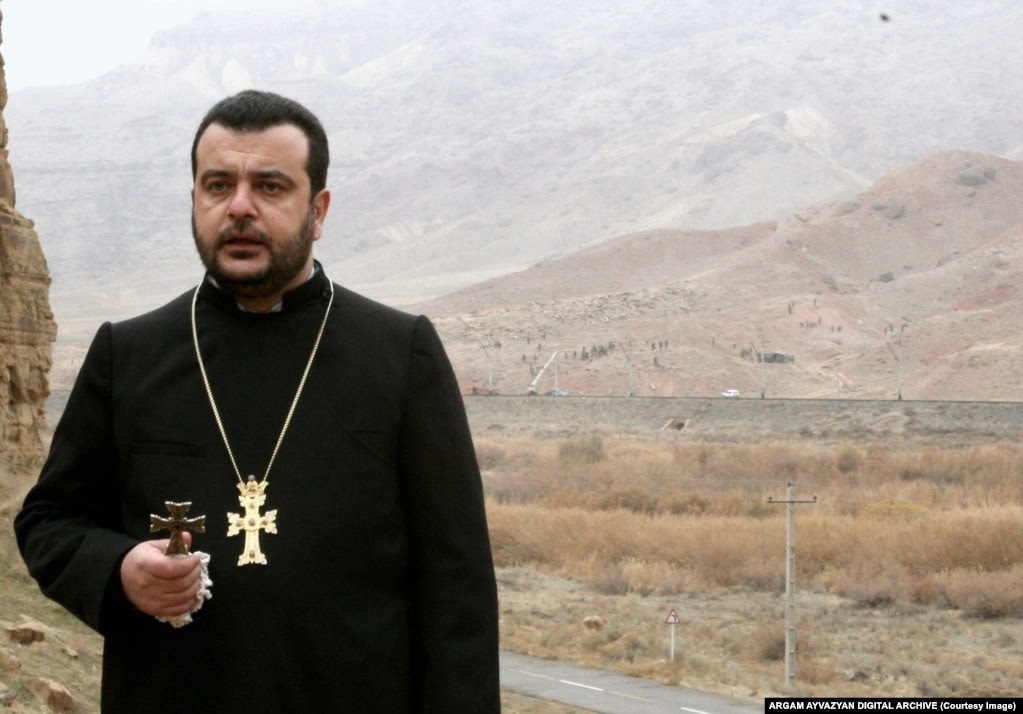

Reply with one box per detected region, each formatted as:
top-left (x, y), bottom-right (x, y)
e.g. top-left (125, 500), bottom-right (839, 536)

top-left (485, 433), bottom-right (1023, 705)
top-left (5, 422), bottom-right (1023, 711)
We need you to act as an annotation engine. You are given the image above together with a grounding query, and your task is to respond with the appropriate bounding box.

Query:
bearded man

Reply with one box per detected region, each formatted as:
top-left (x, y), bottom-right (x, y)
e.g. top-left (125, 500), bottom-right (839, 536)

top-left (15, 90), bottom-right (500, 713)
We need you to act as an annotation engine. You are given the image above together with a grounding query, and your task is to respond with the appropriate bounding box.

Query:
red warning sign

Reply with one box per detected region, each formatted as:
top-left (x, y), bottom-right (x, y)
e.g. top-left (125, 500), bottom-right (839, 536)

top-left (664, 609), bottom-right (680, 625)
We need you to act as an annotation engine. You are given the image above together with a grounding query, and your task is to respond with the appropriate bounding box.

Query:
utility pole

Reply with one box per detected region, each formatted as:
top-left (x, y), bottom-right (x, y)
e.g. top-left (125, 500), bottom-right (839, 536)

top-left (478, 340), bottom-right (494, 392)
top-left (617, 341), bottom-right (635, 397)
top-left (752, 339), bottom-right (766, 398)
top-left (886, 341), bottom-right (903, 400)
top-left (760, 347), bottom-right (766, 399)
top-left (768, 483), bottom-right (817, 687)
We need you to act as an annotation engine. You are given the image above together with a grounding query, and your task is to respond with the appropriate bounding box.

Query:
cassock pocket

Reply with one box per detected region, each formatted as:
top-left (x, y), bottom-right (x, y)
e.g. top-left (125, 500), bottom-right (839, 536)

top-left (122, 441), bottom-right (210, 538)
top-left (344, 428), bottom-right (395, 467)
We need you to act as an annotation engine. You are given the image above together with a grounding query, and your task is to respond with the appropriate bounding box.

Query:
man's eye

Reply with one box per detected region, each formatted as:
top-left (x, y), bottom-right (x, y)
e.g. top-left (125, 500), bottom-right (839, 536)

top-left (206, 181), bottom-right (231, 193)
top-left (261, 183), bottom-right (283, 194)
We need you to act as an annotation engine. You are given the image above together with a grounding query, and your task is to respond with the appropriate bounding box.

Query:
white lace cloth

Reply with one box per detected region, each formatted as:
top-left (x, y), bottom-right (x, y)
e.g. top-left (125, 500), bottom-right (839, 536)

top-left (156, 551), bottom-right (212, 628)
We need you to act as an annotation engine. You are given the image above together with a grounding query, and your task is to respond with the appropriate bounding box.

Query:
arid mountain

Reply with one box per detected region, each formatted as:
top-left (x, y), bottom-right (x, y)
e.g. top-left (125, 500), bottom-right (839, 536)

top-left (5, 0), bottom-right (1021, 365)
top-left (418, 151), bottom-right (1023, 401)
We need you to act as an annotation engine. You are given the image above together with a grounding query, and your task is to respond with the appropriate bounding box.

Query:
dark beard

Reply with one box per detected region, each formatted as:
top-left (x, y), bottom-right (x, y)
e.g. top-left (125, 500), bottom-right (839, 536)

top-left (192, 208), bottom-right (316, 300)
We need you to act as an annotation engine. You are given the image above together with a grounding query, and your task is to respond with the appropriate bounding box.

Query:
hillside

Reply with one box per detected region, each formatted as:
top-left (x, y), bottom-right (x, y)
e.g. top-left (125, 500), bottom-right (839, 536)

top-left (6, 1), bottom-right (1022, 352)
top-left (417, 151), bottom-right (1023, 401)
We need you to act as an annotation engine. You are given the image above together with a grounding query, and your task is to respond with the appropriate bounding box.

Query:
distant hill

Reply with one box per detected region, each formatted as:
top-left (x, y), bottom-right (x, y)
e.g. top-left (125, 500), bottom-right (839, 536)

top-left (5, 2), bottom-right (1021, 396)
top-left (418, 151), bottom-right (1023, 401)
top-left (8, 2), bottom-right (1021, 329)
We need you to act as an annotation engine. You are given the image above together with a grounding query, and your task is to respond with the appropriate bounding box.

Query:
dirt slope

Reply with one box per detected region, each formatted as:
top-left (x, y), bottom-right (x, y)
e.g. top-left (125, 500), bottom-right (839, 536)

top-left (414, 151), bottom-right (1023, 402)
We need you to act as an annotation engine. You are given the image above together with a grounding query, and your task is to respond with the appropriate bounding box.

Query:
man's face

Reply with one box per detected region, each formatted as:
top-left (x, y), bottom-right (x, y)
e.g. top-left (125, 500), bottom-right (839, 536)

top-left (191, 123), bottom-right (330, 310)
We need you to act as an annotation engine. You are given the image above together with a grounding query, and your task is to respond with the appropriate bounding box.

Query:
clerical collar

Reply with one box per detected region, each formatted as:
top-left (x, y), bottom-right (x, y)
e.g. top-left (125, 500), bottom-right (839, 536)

top-left (200, 262), bottom-right (331, 313)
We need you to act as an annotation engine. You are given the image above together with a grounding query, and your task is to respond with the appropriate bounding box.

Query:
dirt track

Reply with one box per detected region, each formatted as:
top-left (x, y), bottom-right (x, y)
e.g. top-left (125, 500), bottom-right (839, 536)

top-left (46, 391), bottom-right (1023, 447)
top-left (464, 395), bottom-right (1023, 446)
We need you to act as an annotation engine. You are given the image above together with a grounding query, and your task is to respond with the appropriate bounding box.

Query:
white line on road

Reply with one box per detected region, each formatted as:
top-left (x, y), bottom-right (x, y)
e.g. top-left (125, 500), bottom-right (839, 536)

top-left (514, 667), bottom-right (650, 703)
top-left (681, 707), bottom-right (715, 714)
top-left (560, 679), bottom-right (604, 692)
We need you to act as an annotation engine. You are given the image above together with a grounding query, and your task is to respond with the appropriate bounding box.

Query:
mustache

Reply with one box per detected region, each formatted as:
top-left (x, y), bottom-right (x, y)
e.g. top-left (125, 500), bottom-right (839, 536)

top-left (217, 220), bottom-right (271, 244)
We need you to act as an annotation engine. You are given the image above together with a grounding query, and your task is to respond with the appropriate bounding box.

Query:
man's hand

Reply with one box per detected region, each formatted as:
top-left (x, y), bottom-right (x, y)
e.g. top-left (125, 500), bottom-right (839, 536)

top-left (120, 535), bottom-right (203, 617)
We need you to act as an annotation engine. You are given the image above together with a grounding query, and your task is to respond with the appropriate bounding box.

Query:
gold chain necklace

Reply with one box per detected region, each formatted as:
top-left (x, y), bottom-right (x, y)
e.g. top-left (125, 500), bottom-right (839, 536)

top-left (190, 277), bottom-right (335, 566)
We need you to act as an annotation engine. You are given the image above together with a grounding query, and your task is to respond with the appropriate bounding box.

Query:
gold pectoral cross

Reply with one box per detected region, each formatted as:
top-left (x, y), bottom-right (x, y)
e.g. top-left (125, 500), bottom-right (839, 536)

top-left (227, 476), bottom-right (277, 566)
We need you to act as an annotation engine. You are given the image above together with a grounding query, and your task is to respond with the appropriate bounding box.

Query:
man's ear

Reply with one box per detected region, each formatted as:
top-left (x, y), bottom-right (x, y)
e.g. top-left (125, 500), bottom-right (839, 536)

top-left (311, 189), bottom-right (331, 240)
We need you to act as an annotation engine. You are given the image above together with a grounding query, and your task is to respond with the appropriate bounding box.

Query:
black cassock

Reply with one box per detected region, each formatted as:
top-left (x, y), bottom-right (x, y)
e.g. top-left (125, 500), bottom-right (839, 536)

top-left (15, 267), bottom-right (500, 713)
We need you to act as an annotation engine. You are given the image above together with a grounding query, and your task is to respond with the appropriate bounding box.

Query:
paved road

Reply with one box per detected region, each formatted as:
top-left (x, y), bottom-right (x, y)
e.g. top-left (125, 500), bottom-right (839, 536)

top-left (501, 651), bottom-right (762, 714)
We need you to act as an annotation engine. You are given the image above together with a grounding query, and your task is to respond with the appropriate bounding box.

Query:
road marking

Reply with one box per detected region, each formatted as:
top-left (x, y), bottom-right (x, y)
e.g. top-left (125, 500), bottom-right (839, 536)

top-left (609, 689), bottom-right (650, 702)
top-left (560, 679), bottom-right (604, 692)
top-left (507, 663), bottom-right (750, 713)
top-left (511, 668), bottom-right (558, 682)
top-left (513, 667), bottom-right (649, 703)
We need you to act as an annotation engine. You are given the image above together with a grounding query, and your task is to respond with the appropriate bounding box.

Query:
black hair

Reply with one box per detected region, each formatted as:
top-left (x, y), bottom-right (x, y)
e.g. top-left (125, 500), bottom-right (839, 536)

top-left (191, 90), bottom-right (329, 195)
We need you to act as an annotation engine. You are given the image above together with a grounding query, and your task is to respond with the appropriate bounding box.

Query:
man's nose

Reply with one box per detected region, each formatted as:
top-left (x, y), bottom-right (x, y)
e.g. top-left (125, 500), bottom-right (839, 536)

top-left (227, 184), bottom-right (257, 219)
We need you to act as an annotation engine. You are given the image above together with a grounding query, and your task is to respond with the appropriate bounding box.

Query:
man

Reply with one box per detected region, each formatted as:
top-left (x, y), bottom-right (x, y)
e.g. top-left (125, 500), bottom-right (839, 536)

top-left (15, 90), bottom-right (501, 713)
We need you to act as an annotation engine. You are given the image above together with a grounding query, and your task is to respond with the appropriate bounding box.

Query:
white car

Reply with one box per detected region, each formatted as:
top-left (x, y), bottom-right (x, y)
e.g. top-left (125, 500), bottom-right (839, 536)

top-left (721, 389), bottom-right (740, 398)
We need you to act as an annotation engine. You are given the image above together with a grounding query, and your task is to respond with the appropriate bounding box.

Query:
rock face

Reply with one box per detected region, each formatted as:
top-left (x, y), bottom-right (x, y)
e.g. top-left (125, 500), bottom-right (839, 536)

top-left (0, 11), bottom-right (56, 464)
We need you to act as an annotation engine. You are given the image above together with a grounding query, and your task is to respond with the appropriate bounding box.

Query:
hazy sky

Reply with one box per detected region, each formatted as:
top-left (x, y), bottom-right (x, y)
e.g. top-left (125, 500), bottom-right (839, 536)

top-left (2, 0), bottom-right (303, 90)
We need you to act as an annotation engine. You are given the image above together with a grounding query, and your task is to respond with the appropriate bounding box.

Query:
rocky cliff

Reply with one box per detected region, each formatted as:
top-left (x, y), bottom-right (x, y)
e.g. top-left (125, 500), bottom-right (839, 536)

top-left (0, 10), bottom-right (56, 464)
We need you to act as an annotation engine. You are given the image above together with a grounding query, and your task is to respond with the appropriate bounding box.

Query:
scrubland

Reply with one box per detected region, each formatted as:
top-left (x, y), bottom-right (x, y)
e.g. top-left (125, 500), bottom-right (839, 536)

top-left (5, 437), bottom-right (1023, 713)
top-left (483, 436), bottom-right (1023, 703)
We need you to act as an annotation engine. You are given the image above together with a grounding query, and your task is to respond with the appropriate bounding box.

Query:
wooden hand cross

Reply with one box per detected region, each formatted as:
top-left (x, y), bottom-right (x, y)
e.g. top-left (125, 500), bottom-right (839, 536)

top-left (150, 501), bottom-right (206, 556)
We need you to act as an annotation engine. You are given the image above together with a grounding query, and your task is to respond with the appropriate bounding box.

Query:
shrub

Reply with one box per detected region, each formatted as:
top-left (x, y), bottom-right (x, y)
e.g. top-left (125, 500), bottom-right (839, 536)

top-left (475, 441), bottom-right (508, 471)
top-left (558, 435), bottom-right (606, 463)
top-left (836, 558), bottom-right (906, 608)
top-left (597, 487), bottom-right (658, 514)
top-left (664, 492), bottom-right (711, 515)
top-left (592, 563), bottom-right (632, 595)
top-left (750, 623), bottom-right (786, 661)
top-left (796, 656), bottom-right (838, 685)
top-left (600, 631), bottom-right (647, 662)
top-left (944, 567), bottom-right (1023, 618)
top-left (860, 500), bottom-right (929, 520)
top-left (835, 446), bottom-right (863, 474)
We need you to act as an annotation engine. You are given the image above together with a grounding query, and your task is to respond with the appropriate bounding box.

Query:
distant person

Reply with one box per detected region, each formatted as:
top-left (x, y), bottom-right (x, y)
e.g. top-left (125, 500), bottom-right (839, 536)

top-left (15, 89), bottom-right (500, 713)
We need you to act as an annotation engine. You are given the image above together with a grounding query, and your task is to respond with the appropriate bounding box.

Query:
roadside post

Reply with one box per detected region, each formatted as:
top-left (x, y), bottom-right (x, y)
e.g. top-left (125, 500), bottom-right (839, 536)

top-left (664, 608), bottom-right (681, 662)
